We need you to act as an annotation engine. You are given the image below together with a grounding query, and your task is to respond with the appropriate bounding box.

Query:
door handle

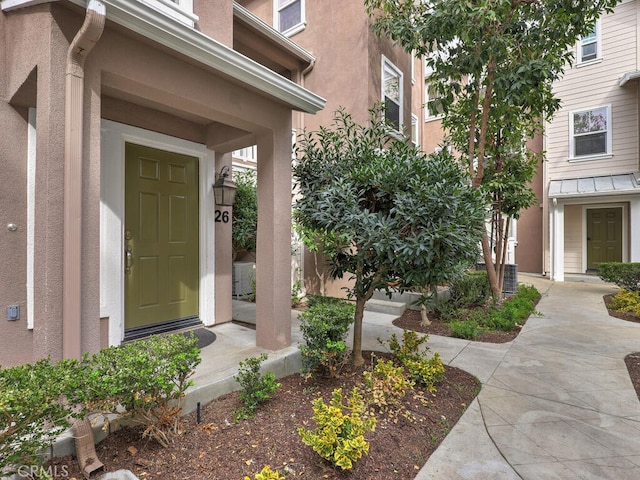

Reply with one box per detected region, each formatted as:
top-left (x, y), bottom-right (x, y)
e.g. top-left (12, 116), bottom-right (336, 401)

top-left (125, 229), bottom-right (133, 274)
top-left (125, 248), bottom-right (133, 273)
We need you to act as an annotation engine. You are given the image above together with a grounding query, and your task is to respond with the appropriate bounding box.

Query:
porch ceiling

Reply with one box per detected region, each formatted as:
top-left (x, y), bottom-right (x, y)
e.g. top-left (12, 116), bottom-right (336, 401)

top-left (548, 172), bottom-right (640, 198)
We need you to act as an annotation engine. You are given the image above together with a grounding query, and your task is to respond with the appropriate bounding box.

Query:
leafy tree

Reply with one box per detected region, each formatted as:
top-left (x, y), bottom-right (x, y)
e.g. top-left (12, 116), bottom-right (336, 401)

top-left (232, 169), bottom-right (258, 260)
top-left (365, 0), bottom-right (620, 296)
top-left (293, 108), bottom-right (486, 365)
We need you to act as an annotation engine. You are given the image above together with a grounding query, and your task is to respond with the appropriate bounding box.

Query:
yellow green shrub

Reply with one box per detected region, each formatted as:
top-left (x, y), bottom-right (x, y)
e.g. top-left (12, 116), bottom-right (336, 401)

top-left (298, 387), bottom-right (376, 470)
top-left (243, 465), bottom-right (285, 480)
top-left (609, 289), bottom-right (640, 317)
top-left (363, 357), bottom-right (414, 413)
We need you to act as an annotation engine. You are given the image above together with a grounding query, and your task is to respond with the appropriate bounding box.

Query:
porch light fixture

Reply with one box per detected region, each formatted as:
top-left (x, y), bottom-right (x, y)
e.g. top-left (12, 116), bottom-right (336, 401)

top-left (212, 165), bottom-right (237, 206)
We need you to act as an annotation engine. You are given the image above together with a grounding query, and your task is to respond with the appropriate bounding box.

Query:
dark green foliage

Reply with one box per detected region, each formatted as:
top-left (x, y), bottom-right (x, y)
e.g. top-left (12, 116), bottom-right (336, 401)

top-left (83, 333), bottom-right (201, 446)
top-left (448, 271), bottom-right (491, 308)
top-left (449, 320), bottom-right (483, 340)
top-left (448, 284), bottom-right (540, 339)
top-left (294, 107), bottom-right (486, 363)
top-left (232, 169), bottom-right (258, 258)
top-left (233, 354), bottom-right (281, 422)
top-left (1, 334), bottom-right (201, 473)
top-left (298, 299), bottom-right (355, 377)
top-left (0, 358), bottom-right (85, 475)
top-left (598, 263), bottom-right (640, 292)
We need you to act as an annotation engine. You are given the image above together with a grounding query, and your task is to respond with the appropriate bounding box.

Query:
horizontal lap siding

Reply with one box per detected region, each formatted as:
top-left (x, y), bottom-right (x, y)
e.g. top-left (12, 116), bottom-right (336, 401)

top-left (546, 0), bottom-right (639, 181)
top-left (564, 205), bottom-right (583, 273)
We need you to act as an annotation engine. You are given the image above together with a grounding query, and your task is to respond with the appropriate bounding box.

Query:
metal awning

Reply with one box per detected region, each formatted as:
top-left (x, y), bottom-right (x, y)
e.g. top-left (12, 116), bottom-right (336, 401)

top-left (548, 172), bottom-right (640, 198)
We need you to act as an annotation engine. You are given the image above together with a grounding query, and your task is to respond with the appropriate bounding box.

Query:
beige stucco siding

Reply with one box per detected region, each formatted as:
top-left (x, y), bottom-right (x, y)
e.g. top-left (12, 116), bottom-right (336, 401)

top-left (546, 0), bottom-right (639, 180)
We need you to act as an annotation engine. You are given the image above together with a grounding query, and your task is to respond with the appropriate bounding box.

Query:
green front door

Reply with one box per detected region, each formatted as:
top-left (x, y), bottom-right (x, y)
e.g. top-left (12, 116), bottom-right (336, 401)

top-left (586, 207), bottom-right (622, 271)
top-left (125, 143), bottom-right (199, 330)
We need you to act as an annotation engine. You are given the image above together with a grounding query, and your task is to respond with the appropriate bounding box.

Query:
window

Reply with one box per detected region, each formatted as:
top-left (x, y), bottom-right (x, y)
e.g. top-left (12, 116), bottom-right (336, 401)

top-left (382, 57), bottom-right (403, 131)
top-left (424, 65), bottom-right (444, 120)
top-left (569, 105), bottom-right (611, 159)
top-left (577, 21), bottom-right (600, 64)
top-left (275, 0), bottom-right (305, 36)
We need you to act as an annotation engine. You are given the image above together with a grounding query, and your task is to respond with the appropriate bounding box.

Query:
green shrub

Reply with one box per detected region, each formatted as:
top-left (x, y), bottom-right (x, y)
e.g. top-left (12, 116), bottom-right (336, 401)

top-left (481, 284), bottom-right (540, 331)
top-left (244, 465), bottom-right (285, 480)
top-left (609, 289), bottom-right (640, 316)
top-left (84, 333), bottom-right (201, 447)
top-left (598, 263), bottom-right (640, 291)
top-left (449, 270), bottom-right (491, 308)
top-left (232, 169), bottom-right (258, 258)
top-left (449, 319), bottom-right (483, 339)
top-left (384, 330), bottom-right (445, 391)
top-left (233, 354), bottom-right (281, 422)
top-left (298, 387), bottom-right (376, 470)
top-left (298, 299), bottom-right (355, 377)
top-left (0, 358), bottom-right (85, 475)
top-left (362, 357), bottom-right (414, 414)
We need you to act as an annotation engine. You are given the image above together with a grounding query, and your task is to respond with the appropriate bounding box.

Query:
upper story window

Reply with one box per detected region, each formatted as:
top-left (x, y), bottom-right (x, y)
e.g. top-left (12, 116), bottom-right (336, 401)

top-left (424, 65), bottom-right (444, 120)
top-left (275, 0), bottom-right (305, 36)
top-left (577, 21), bottom-right (601, 65)
top-left (382, 57), bottom-right (403, 132)
top-left (569, 105), bottom-right (612, 159)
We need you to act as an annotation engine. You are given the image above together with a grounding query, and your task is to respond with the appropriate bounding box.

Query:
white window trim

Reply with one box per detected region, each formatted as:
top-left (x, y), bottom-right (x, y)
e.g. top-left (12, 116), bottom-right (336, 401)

top-left (424, 63), bottom-right (443, 121)
top-left (381, 55), bottom-right (404, 132)
top-left (577, 20), bottom-right (602, 67)
top-left (568, 104), bottom-right (612, 161)
top-left (274, 0), bottom-right (306, 37)
top-left (411, 113), bottom-right (419, 146)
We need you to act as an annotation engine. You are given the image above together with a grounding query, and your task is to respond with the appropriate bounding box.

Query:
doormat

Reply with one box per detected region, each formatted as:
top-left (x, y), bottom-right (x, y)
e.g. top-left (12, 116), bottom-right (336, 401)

top-left (183, 328), bottom-right (217, 349)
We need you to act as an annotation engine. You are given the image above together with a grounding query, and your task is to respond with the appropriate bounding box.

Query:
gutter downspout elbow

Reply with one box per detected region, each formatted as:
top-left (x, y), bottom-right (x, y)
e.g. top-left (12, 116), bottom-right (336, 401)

top-left (63, 0), bottom-right (106, 360)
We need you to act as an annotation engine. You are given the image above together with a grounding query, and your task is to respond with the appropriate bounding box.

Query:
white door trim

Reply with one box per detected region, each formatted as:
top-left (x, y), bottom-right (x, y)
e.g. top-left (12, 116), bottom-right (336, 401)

top-left (101, 120), bottom-right (216, 346)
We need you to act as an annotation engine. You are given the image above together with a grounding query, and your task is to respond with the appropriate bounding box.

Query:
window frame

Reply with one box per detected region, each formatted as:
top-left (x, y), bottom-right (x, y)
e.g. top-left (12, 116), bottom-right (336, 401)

top-left (577, 20), bottom-right (601, 66)
top-left (568, 104), bottom-right (612, 161)
top-left (274, 0), bottom-right (306, 36)
top-left (424, 64), bottom-right (444, 121)
top-left (411, 114), bottom-right (419, 146)
top-left (381, 56), bottom-right (404, 133)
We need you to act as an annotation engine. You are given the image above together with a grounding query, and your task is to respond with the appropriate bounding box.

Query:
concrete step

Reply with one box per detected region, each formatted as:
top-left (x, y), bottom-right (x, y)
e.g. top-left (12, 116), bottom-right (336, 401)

top-left (364, 298), bottom-right (407, 316)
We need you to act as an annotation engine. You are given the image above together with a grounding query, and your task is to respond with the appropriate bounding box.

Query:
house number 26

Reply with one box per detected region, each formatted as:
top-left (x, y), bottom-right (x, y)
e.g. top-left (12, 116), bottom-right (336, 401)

top-left (215, 210), bottom-right (229, 223)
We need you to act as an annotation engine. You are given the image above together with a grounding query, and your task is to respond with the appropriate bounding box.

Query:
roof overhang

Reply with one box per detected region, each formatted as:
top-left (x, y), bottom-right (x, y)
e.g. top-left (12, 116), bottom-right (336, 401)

top-left (548, 173), bottom-right (640, 199)
top-left (2, 0), bottom-right (325, 114)
top-left (233, 3), bottom-right (315, 65)
top-left (619, 70), bottom-right (640, 87)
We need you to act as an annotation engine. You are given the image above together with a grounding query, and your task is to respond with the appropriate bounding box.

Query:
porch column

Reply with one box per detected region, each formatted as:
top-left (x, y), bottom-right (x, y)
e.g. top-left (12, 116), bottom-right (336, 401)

top-left (550, 198), bottom-right (565, 281)
top-left (630, 196), bottom-right (640, 262)
top-left (214, 152), bottom-right (234, 325)
top-left (255, 118), bottom-right (292, 350)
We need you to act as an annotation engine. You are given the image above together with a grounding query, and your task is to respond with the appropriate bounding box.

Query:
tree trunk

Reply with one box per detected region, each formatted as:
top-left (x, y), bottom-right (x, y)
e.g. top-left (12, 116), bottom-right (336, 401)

top-left (352, 296), bottom-right (366, 366)
top-left (420, 303), bottom-right (431, 327)
top-left (481, 234), bottom-right (501, 298)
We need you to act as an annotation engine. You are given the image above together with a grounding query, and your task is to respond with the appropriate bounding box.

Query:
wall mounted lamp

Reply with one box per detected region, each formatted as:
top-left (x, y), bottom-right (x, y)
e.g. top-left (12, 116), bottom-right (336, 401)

top-left (212, 165), bottom-right (237, 206)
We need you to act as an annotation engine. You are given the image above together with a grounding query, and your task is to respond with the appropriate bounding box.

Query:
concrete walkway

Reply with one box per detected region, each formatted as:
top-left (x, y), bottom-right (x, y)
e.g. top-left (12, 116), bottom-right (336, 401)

top-left (186, 273), bottom-right (640, 480)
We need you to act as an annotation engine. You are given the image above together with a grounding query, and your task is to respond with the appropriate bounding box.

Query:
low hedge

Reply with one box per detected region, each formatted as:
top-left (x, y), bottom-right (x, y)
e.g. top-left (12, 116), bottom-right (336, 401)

top-left (1, 333), bottom-right (201, 475)
top-left (598, 263), bottom-right (640, 292)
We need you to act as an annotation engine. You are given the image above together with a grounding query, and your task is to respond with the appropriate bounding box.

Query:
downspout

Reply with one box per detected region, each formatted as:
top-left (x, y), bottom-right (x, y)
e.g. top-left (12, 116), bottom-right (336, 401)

top-left (63, 0), bottom-right (106, 359)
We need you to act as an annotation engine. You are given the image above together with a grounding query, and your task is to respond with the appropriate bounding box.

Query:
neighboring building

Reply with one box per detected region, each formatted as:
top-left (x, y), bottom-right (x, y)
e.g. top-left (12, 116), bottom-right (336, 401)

top-left (237, 0), bottom-right (427, 296)
top-left (545, 0), bottom-right (640, 280)
top-left (0, 0), bottom-right (324, 366)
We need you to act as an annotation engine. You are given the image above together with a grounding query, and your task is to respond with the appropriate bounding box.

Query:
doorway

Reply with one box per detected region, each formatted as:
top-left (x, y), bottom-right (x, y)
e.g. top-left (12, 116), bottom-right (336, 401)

top-left (586, 207), bottom-right (622, 271)
top-left (124, 143), bottom-right (200, 337)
